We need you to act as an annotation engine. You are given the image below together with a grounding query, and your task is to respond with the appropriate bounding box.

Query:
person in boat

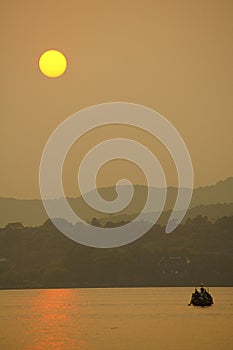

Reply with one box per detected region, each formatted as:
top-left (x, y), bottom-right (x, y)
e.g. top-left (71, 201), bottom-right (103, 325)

top-left (188, 288), bottom-right (200, 305)
top-left (200, 283), bottom-right (206, 295)
top-left (199, 284), bottom-right (213, 302)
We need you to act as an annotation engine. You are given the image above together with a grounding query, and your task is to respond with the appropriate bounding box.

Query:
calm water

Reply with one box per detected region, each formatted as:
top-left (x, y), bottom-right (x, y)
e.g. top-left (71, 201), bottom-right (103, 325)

top-left (0, 287), bottom-right (232, 350)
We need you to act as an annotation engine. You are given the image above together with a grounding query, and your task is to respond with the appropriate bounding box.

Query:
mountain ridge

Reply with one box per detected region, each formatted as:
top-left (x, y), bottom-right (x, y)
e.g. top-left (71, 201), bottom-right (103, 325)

top-left (1, 176), bottom-right (232, 227)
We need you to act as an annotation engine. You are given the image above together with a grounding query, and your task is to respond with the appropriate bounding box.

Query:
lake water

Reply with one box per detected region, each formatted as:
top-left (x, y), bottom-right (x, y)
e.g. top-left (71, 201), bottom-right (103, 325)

top-left (0, 287), bottom-right (232, 350)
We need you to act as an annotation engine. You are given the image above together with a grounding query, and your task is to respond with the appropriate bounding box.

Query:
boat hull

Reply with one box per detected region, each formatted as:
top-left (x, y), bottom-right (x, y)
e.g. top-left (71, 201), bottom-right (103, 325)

top-left (189, 293), bottom-right (214, 307)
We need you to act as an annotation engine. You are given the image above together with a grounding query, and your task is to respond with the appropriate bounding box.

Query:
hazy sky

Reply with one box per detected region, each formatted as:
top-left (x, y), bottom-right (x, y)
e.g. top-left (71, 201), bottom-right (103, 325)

top-left (1, 0), bottom-right (233, 199)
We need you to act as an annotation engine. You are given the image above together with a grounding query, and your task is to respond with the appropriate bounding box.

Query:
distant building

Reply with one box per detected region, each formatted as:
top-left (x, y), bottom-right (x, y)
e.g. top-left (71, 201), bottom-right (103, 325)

top-left (158, 256), bottom-right (191, 276)
top-left (5, 222), bottom-right (24, 230)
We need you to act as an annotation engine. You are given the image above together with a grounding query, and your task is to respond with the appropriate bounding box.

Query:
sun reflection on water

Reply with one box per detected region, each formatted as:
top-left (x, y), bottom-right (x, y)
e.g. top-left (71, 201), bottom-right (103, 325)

top-left (18, 289), bottom-right (88, 350)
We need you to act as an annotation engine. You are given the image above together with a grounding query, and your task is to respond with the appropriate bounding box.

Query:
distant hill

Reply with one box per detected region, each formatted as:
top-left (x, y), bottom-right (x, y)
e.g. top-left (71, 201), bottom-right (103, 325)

top-left (0, 177), bottom-right (233, 227)
top-left (101, 203), bottom-right (233, 226)
top-left (191, 177), bottom-right (233, 206)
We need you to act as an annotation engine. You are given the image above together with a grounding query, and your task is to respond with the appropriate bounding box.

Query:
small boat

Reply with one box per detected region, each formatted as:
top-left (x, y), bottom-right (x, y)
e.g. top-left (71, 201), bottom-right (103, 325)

top-left (188, 286), bottom-right (214, 307)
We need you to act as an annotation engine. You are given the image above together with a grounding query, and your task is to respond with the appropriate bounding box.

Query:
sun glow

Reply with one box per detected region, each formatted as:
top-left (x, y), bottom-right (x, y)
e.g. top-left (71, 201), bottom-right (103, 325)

top-left (39, 50), bottom-right (67, 78)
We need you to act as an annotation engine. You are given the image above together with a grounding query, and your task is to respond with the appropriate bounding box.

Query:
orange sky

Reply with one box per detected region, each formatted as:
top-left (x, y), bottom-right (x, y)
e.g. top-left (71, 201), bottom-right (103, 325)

top-left (1, 0), bottom-right (233, 198)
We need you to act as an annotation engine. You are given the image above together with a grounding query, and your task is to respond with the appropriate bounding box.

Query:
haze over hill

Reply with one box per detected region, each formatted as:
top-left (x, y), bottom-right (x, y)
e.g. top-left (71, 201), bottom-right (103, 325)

top-left (0, 177), bottom-right (233, 227)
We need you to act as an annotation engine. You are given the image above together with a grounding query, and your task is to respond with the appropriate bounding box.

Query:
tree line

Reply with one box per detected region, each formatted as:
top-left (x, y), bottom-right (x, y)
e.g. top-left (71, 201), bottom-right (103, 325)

top-left (0, 215), bottom-right (232, 289)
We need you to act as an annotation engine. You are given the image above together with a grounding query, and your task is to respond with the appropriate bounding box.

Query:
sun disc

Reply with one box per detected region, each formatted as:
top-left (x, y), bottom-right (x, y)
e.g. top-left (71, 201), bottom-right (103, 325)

top-left (39, 50), bottom-right (67, 78)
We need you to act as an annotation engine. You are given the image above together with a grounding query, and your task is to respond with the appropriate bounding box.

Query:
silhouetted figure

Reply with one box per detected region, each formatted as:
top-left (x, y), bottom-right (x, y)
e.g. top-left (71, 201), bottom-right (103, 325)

top-left (200, 283), bottom-right (206, 295)
top-left (188, 288), bottom-right (200, 305)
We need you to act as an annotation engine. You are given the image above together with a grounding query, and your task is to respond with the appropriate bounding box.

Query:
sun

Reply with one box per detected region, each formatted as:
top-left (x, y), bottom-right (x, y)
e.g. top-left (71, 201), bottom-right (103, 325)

top-left (39, 50), bottom-right (67, 78)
